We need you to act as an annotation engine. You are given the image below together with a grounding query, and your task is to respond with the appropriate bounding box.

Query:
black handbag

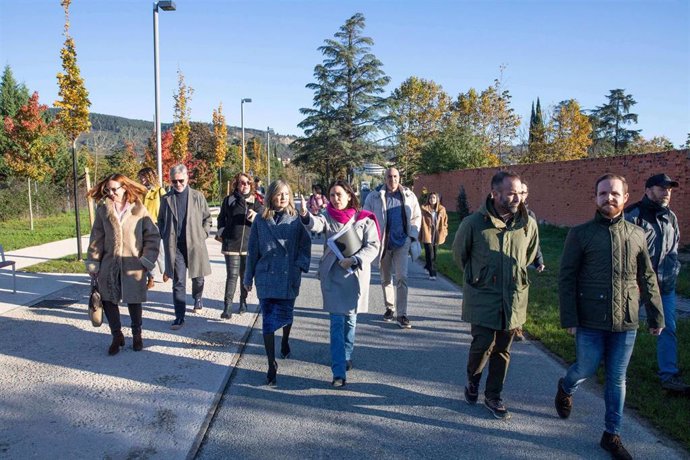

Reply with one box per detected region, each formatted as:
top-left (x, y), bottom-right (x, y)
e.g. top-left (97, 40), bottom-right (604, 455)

top-left (88, 277), bottom-right (103, 327)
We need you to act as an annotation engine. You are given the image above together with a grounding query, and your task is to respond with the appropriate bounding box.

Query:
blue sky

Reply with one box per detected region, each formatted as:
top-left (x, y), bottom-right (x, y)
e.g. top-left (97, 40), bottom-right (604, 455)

top-left (1, 0), bottom-right (688, 144)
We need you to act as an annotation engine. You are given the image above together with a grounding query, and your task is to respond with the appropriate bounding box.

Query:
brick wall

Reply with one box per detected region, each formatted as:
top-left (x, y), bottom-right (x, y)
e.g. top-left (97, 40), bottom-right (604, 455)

top-left (413, 149), bottom-right (690, 245)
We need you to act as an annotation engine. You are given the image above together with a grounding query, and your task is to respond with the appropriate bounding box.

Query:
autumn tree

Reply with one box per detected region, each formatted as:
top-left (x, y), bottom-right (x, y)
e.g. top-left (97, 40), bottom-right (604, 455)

top-left (626, 135), bottom-right (674, 155)
top-left (454, 70), bottom-right (520, 163)
top-left (171, 70), bottom-right (193, 163)
top-left (212, 103), bottom-right (228, 168)
top-left (55, 0), bottom-right (91, 258)
top-left (547, 99), bottom-right (592, 161)
top-left (3, 92), bottom-right (62, 228)
top-left (296, 13), bottom-right (390, 183)
top-left (590, 89), bottom-right (641, 155)
top-left (388, 76), bottom-right (453, 182)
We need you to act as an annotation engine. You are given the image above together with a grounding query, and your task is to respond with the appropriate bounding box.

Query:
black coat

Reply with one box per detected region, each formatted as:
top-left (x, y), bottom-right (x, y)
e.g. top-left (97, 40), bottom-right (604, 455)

top-left (217, 192), bottom-right (264, 255)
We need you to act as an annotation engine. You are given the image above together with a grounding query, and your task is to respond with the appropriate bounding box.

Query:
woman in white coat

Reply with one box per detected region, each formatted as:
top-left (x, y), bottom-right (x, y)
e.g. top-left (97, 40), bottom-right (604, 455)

top-left (300, 180), bottom-right (380, 387)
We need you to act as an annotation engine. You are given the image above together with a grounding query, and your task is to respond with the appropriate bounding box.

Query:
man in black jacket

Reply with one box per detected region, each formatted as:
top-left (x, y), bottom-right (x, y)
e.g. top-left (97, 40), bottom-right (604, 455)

top-left (555, 173), bottom-right (664, 460)
top-left (625, 173), bottom-right (688, 393)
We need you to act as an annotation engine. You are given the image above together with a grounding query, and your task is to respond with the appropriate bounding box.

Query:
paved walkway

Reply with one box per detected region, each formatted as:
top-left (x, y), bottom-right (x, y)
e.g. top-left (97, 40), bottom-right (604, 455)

top-left (0, 230), bottom-right (687, 459)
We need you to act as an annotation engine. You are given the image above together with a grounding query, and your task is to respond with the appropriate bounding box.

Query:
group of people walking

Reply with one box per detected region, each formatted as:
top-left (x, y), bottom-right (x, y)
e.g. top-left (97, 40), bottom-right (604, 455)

top-left (84, 162), bottom-right (684, 459)
top-left (454, 170), bottom-right (684, 460)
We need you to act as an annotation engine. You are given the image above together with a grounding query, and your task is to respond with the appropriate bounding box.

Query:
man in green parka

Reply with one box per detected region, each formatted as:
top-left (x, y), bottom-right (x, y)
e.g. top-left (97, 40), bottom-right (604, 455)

top-left (452, 171), bottom-right (539, 420)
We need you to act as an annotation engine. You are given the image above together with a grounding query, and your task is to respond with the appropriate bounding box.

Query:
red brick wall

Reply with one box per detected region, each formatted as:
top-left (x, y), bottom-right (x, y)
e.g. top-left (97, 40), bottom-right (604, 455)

top-left (413, 150), bottom-right (690, 245)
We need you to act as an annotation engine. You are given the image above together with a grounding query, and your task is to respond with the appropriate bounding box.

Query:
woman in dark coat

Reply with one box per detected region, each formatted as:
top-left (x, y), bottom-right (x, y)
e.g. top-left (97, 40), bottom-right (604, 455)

top-left (244, 180), bottom-right (311, 386)
top-left (86, 174), bottom-right (160, 355)
top-left (217, 173), bottom-right (264, 319)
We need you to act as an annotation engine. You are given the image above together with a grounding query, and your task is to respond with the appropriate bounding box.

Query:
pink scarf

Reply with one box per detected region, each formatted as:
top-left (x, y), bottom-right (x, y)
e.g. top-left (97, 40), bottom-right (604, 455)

top-left (326, 202), bottom-right (381, 240)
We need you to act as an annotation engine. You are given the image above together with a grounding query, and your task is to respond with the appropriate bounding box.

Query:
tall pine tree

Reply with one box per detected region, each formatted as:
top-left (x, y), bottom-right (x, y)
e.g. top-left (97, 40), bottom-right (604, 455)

top-left (295, 13), bottom-right (390, 183)
top-left (591, 89), bottom-right (641, 155)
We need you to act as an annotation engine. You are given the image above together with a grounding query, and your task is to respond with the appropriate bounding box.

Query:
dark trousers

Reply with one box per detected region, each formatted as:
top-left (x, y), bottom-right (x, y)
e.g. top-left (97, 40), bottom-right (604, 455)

top-left (467, 324), bottom-right (515, 400)
top-left (103, 300), bottom-right (142, 336)
top-left (224, 254), bottom-right (247, 310)
top-left (424, 243), bottom-right (437, 276)
top-left (173, 245), bottom-right (204, 321)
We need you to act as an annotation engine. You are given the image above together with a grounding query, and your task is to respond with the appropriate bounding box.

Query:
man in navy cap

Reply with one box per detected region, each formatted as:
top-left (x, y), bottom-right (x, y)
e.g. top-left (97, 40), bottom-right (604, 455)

top-left (626, 173), bottom-right (688, 394)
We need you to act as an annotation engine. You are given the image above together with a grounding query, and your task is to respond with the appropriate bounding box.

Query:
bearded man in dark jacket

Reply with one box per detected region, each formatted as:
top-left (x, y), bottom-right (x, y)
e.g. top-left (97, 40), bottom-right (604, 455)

top-left (625, 173), bottom-right (687, 393)
top-left (555, 173), bottom-right (664, 460)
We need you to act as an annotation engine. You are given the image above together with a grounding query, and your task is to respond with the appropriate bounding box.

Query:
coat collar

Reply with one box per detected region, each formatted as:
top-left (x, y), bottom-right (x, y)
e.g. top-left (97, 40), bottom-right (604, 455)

top-left (265, 211), bottom-right (297, 250)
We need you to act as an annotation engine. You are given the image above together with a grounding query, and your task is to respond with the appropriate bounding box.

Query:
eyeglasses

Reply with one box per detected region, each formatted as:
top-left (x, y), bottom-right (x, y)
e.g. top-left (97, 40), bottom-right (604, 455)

top-left (238, 180), bottom-right (251, 186)
top-left (104, 185), bottom-right (122, 194)
top-left (171, 179), bottom-right (186, 184)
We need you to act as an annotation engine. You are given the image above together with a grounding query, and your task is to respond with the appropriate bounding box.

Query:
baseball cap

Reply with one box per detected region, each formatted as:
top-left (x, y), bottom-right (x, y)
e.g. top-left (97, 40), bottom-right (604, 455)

top-left (645, 173), bottom-right (679, 188)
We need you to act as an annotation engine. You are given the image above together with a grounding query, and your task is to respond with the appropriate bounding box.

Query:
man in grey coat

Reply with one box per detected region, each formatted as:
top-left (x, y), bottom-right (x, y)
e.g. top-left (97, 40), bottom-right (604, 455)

top-left (158, 164), bottom-right (212, 330)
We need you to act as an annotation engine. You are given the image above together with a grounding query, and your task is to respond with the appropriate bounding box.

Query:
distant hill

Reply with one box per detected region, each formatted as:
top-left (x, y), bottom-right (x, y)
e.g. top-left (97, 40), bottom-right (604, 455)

top-left (48, 110), bottom-right (297, 160)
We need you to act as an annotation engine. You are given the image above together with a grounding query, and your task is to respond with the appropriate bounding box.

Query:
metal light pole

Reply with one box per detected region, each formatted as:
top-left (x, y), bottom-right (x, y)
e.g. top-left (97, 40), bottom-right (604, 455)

top-left (266, 127), bottom-right (271, 186)
top-left (153, 1), bottom-right (176, 186)
top-left (241, 98), bottom-right (252, 173)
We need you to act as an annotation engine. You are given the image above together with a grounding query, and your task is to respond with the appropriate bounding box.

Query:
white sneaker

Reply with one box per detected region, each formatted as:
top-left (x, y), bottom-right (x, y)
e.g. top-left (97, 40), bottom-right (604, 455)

top-left (429, 276), bottom-right (437, 281)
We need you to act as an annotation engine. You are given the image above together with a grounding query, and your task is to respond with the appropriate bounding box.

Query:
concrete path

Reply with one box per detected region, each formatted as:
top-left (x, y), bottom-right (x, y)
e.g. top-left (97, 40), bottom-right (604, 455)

top-left (197, 243), bottom-right (688, 460)
top-left (0, 236), bottom-right (91, 315)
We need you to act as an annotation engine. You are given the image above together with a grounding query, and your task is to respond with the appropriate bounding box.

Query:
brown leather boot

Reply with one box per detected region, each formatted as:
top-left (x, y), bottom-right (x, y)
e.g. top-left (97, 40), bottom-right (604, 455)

top-left (108, 331), bottom-right (125, 355)
top-left (133, 333), bottom-right (143, 351)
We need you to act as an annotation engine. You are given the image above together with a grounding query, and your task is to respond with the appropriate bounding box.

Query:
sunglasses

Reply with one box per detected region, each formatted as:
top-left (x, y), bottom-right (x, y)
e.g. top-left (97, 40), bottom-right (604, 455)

top-left (238, 180), bottom-right (251, 186)
top-left (104, 185), bottom-right (122, 194)
top-left (171, 179), bottom-right (186, 184)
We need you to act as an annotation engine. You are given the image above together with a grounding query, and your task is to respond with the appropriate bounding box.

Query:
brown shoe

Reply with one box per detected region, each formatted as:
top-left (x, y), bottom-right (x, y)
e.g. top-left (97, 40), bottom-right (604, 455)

top-left (555, 378), bottom-right (573, 419)
top-left (108, 331), bottom-right (125, 355)
top-left (600, 431), bottom-right (632, 460)
top-left (133, 333), bottom-right (143, 351)
top-left (146, 277), bottom-right (155, 289)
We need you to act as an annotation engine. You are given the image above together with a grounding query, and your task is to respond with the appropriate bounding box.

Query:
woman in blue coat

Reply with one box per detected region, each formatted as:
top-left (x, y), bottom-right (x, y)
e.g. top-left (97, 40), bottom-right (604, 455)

top-left (244, 180), bottom-right (311, 386)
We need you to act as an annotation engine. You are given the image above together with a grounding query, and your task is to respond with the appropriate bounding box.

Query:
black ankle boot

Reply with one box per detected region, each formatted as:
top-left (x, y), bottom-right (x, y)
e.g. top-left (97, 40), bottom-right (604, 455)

top-left (266, 361), bottom-right (278, 386)
top-left (239, 299), bottom-right (247, 314)
top-left (108, 331), bottom-right (125, 355)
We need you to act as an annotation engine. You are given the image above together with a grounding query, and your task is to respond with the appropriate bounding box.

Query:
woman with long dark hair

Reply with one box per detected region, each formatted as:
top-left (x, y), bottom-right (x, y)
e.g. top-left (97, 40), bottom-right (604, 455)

top-left (217, 173), bottom-right (264, 319)
top-left (244, 180), bottom-right (311, 386)
top-left (86, 173), bottom-right (161, 355)
top-left (299, 180), bottom-right (380, 387)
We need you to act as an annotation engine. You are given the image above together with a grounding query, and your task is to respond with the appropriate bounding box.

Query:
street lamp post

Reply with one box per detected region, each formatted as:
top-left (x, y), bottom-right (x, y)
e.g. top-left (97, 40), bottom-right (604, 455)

top-left (266, 127), bottom-right (271, 186)
top-left (153, 0), bottom-right (176, 186)
top-left (241, 98), bottom-right (252, 173)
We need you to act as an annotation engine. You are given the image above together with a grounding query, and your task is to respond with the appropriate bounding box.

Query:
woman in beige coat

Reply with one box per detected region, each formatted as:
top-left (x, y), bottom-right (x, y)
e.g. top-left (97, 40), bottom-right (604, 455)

top-left (419, 192), bottom-right (448, 280)
top-left (299, 181), bottom-right (380, 387)
top-left (86, 174), bottom-right (161, 355)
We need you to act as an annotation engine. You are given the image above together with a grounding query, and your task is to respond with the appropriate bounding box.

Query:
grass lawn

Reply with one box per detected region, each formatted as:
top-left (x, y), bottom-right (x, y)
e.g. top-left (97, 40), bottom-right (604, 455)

top-left (21, 254), bottom-right (86, 274)
top-left (437, 212), bottom-right (690, 450)
top-left (677, 261), bottom-right (690, 298)
top-left (0, 211), bottom-right (91, 251)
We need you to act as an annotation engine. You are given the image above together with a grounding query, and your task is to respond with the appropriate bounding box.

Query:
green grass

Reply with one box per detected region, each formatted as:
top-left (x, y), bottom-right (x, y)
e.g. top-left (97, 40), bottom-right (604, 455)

top-left (438, 213), bottom-right (690, 451)
top-left (21, 254), bottom-right (86, 273)
top-left (0, 211), bottom-right (91, 251)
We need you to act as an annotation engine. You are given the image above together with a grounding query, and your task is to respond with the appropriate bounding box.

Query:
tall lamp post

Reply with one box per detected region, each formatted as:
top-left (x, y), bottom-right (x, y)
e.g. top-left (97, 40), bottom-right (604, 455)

top-left (153, 0), bottom-right (176, 186)
top-left (241, 98), bottom-right (252, 172)
top-left (266, 127), bottom-right (271, 186)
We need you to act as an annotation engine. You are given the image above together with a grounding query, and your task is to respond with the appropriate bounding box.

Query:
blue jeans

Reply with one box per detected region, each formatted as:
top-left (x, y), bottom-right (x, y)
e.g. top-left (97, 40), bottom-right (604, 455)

top-left (658, 291), bottom-right (678, 382)
top-left (330, 313), bottom-right (357, 379)
top-left (561, 327), bottom-right (637, 435)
